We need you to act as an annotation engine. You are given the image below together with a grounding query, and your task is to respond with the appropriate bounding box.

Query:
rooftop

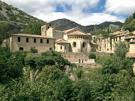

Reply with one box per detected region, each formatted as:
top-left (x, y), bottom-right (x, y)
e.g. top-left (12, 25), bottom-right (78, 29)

top-left (67, 30), bottom-right (91, 36)
top-left (56, 39), bottom-right (69, 44)
top-left (64, 27), bottom-right (78, 33)
top-left (12, 34), bottom-right (55, 39)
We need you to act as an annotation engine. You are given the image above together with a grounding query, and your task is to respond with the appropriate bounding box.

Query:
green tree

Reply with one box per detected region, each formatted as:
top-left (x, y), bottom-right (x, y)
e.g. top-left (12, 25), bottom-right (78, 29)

top-left (42, 51), bottom-right (71, 71)
top-left (24, 21), bottom-right (43, 35)
top-left (0, 48), bottom-right (24, 84)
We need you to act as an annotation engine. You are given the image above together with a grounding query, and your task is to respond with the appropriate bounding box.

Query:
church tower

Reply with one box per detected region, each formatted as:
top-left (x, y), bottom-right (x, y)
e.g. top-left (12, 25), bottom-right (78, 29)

top-left (41, 23), bottom-right (50, 36)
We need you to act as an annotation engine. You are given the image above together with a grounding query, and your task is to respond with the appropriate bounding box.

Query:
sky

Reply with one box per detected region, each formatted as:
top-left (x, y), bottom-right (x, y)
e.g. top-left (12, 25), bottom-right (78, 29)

top-left (2, 0), bottom-right (135, 25)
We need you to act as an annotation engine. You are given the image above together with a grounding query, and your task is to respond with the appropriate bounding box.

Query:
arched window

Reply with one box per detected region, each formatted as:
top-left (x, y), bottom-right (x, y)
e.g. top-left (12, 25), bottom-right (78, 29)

top-left (73, 42), bottom-right (76, 47)
top-left (82, 42), bottom-right (86, 48)
top-left (19, 47), bottom-right (24, 51)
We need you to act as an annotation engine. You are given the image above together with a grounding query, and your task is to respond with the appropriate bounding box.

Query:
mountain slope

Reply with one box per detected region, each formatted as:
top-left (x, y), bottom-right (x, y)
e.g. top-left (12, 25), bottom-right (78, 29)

top-left (0, 1), bottom-right (46, 43)
top-left (50, 18), bottom-right (123, 33)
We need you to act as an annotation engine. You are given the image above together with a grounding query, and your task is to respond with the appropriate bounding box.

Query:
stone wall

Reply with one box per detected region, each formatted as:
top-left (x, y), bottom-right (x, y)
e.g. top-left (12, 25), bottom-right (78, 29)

top-left (7, 35), bottom-right (55, 53)
top-left (62, 52), bottom-right (89, 63)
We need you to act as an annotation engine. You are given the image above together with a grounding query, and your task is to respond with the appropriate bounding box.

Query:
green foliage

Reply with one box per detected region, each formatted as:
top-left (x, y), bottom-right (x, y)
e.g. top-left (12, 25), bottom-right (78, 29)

top-left (73, 80), bottom-right (92, 101)
top-left (115, 42), bottom-right (129, 59)
top-left (0, 48), bottom-right (24, 84)
top-left (124, 12), bottom-right (135, 31)
top-left (89, 52), bottom-right (96, 59)
top-left (24, 22), bottom-right (43, 35)
top-left (30, 47), bottom-right (38, 53)
top-left (0, 41), bottom-right (135, 101)
top-left (42, 51), bottom-right (71, 71)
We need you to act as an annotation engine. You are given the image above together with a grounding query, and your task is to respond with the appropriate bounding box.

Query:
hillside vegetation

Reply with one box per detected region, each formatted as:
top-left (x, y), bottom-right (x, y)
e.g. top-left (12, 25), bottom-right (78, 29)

top-left (123, 12), bottom-right (135, 31)
top-left (0, 42), bottom-right (135, 100)
top-left (50, 18), bottom-right (123, 34)
top-left (0, 1), bottom-right (45, 43)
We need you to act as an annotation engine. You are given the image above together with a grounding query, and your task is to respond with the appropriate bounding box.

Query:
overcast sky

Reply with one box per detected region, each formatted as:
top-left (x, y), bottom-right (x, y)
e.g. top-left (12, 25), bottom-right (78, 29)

top-left (2, 0), bottom-right (135, 25)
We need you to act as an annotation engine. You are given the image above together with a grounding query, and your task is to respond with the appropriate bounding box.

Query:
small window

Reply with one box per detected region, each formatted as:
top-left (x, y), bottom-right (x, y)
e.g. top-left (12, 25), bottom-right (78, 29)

top-left (73, 42), bottom-right (76, 47)
top-left (82, 42), bottom-right (86, 48)
top-left (49, 48), bottom-right (52, 51)
top-left (40, 39), bottom-right (43, 43)
top-left (47, 39), bottom-right (49, 44)
top-left (18, 37), bottom-right (21, 42)
top-left (34, 38), bottom-right (36, 43)
top-left (26, 38), bottom-right (29, 43)
top-left (19, 47), bottom-right (23, 51)
top-left (60, 46), bottom-right (62, 50)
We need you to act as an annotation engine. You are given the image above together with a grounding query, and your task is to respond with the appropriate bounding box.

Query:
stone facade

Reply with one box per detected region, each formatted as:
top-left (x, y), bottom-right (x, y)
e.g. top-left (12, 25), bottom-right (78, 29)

top-left (2, 23), bottom-right (135, 65)
top-left (2, 24), bottom-right (93, 64)
top-left (2, 34), bottom-right (55, 53)
top-left (96, 30), bottom-right (130, 53)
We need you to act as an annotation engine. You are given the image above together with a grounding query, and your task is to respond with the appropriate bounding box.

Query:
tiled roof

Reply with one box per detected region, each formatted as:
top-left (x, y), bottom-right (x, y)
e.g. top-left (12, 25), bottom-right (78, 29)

top-left (67, 30), bottom-right (88, 36)
top-left (64, 28), bottom-right (78, 33)
top-left (12, 34), bottom-right (55, 39)
top-left (56, 39), bottom-right (69, 44)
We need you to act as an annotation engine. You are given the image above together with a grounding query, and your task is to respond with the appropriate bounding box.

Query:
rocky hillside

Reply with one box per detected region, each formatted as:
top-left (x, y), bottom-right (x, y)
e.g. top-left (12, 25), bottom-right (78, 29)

top-left (50, 18), bottom-right (123, 33)
top-left (0, 1), bottom-right (45, 43)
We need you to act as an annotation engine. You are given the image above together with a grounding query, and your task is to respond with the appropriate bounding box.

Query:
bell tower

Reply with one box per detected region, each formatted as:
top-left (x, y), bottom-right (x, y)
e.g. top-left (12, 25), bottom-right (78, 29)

top-left (41, 23), bottom-right (50, 36)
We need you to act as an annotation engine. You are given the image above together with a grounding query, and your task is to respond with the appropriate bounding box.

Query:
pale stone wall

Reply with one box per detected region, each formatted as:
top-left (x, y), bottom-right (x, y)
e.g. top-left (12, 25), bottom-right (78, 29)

top-left (62, 53), bottom-right (89, 63)
top-left (63, 34), bottom-right (68, 40)
top-left (46, 27), bottom-right (54, 37)
top-left (67, 36), bottom-right (91, 53)
top-left (41, 24), bottom-right (50, 36)
top-left (133, 62), bottom-right (135, 75)
top-left (129, 43), bottom-right (135, 53)
top-left (41, 25), bottom-right (64, 40)
top-left (8, 35), bottom-right (55, 53)
top-left (55, 43), bottom-right (70, 53)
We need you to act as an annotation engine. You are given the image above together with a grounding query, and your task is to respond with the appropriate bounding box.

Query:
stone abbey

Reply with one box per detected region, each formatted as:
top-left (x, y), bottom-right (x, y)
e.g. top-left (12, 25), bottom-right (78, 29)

top-left (2, 23), bottom-right (135, 64)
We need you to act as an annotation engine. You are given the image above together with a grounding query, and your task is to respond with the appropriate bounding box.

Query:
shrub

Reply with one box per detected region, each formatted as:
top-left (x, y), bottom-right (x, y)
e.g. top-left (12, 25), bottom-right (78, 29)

top-left (89, 53), bottom-right (96, 59)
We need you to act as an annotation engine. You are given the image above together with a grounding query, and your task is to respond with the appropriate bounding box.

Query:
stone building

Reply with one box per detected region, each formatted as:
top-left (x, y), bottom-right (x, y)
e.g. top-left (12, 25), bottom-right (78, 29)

top-left (96, 30), bottom-right (130, 53)
top-left (2, 34), bottom-right (55, 53)
top-left (2, 24), bottom-right (93, 64)
top-left (126, 31), bottom-right (135, 58)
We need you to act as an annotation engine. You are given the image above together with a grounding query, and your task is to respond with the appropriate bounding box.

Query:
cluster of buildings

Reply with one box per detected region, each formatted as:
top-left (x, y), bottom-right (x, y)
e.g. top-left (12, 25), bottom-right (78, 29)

top-left (2, 24), bottom-right (93, 64)
top-left (2, 23), bottom-right (135, 64)
top-left (96, 30), bottom-right (135, 59)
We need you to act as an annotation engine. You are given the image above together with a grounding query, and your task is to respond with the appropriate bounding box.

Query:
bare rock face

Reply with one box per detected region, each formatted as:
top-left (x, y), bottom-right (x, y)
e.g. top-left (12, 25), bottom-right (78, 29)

top-left (0, 1), bottom-right (45, 42)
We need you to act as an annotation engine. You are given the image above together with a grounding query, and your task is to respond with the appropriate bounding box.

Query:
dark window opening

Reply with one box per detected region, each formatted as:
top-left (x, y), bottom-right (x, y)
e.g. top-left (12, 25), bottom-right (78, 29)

top-left (82, 42), bottom-right (86, 48)
top-left (40, 39), bottom-right (43, 43)
top-left (79, 59), bottom-right (81, 63)
top-left (19, 47), bottom-right (24, 51)
top-left (50, 48), bottom-right (52, 51)
top-left (18, 37), bottom-right (21, 42)
top-left (34, 38), bottom-right (36, 43)
top-left (60, 46), bottom-right (62, 50)
top-left (26, 38), bottom-right (29, 43)
top-left (73, 42), bottom-right (76, 47)
top-left (47, 39), bottom-right (49, 44)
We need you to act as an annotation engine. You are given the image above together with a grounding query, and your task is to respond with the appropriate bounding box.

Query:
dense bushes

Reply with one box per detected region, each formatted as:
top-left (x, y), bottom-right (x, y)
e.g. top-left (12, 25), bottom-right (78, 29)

top-left (0, 41), bottom-right (135, 101)
top-left (89, 52), bottom-right (96, 59)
